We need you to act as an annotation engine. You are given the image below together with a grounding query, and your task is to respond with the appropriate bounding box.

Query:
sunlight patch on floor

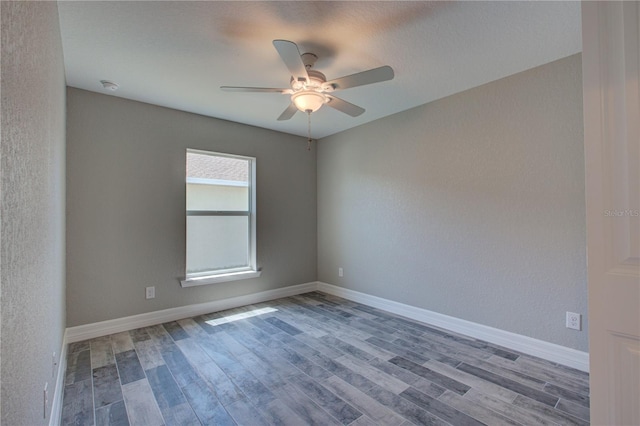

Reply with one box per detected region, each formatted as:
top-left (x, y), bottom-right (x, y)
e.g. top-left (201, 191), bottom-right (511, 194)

top-left (206, 306), bottom-right (278, 326)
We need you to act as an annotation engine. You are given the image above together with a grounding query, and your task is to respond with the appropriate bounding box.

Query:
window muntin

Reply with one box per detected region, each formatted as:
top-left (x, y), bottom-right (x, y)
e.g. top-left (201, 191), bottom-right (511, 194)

top-left (185, 150), bottom-right (257, 280)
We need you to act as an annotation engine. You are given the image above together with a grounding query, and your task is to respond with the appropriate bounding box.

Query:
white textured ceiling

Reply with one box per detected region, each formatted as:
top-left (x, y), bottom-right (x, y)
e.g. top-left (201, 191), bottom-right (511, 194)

top-left (57, 1), bottom-right (582, 139)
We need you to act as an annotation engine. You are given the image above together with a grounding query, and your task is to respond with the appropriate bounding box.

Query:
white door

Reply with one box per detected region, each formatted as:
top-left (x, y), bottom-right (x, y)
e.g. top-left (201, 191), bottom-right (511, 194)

top-left (582, 2), bottom-right (640, 424)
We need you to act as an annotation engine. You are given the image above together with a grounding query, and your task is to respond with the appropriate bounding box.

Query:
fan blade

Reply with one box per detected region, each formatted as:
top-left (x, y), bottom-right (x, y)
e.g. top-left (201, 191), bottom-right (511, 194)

top-left (277, 103), bottom-right (298, 121)
top-left (326, 95), bottom-right (365, 117)
top-left (273, 40), bottom-right (309, 83)
top-left (326, 66), bottom-right (394, 91)
top-left (220, 86), bottom-right (288, 93)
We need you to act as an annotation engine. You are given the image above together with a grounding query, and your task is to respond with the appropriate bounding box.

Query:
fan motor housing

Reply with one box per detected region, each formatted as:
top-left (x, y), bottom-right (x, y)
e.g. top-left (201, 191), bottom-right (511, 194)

top-left (290, 69), bottom-right (328, 91)
top-left (307, 70), bottom-right (326, 86)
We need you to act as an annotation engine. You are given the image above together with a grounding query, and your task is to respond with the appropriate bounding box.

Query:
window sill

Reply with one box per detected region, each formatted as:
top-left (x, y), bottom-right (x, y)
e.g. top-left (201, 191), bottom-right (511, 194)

top-left (180, 269), bottom-right (262, 287)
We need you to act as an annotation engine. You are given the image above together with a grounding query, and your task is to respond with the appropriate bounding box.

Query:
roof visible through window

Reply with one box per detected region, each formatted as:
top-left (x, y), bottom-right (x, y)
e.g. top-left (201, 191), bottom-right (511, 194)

top-left (186, 152), bottom-right (248, 182)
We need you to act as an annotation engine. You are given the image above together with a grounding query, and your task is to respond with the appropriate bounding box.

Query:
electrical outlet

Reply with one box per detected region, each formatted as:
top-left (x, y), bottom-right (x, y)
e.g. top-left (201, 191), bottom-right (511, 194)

top-left (145, 286), bottom-right (155, 299)
top-left (338, 267), bottom-right (343, 277)
top-left (566, 312), bottom-right (581, 330)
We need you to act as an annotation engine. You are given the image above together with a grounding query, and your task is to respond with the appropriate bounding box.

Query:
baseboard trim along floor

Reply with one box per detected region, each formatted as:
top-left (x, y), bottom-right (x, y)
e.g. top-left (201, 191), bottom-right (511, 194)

top-left (49, 330), bottom-right (68, 426)
top-left (65, 281), bottom-right (589, 372)
top-left (317, 282), bottom-right (589, 373)
top-left (65, 282), bottom-right (318, 343)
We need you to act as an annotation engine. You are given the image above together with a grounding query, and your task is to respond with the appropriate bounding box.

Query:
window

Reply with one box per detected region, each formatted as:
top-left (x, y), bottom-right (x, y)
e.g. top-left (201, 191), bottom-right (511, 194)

top-left (181, 149), bottom-right (260, 287)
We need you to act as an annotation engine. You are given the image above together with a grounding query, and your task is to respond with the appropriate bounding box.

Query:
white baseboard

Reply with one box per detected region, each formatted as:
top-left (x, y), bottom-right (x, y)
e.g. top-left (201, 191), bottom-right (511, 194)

top-left (317, 282), bottom-right (589, 372)
top-left (66, 282), bottom-right (317, 343)
top-left (49, 329), bottom-right (68, 426)
top-left (64, 280), bottom-right (588, 373)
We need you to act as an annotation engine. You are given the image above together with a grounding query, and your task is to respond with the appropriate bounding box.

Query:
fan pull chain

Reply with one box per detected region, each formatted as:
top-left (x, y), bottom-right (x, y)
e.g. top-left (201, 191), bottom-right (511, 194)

top-left (307, 111), bottom-right (312, 151)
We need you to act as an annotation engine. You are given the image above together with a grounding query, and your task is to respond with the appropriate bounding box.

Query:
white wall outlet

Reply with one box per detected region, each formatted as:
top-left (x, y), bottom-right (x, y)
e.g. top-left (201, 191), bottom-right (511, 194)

top-left (566, 311), bottom-right (581, 330)
top-left (145, 286), bottom-right (155, 299)
top-left (338, 267), bottom-right (343, 277)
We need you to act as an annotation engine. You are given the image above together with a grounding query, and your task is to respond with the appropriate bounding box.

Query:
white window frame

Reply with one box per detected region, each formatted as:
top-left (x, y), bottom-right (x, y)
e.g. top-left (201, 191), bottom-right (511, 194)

top-left (181, 149), bottom-right (260, 287)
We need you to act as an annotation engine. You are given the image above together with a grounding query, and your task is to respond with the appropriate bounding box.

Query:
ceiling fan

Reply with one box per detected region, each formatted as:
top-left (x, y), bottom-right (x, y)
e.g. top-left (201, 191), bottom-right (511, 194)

top-left (221, 40), bottom-right (394, 121)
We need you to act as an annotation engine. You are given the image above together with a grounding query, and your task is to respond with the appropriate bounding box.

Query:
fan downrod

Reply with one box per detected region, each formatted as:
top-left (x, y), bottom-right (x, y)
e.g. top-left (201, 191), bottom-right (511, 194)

top-left (301, 52), bottom-right (318, 69)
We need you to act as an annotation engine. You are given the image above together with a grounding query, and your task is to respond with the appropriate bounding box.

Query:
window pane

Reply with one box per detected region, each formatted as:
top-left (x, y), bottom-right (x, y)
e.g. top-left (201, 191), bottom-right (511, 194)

top-left (186, 216), bottom-right (249, 274)
top-left (184, 149), bottom-right (257, 282)
top-left (186, 184), bottom-right (248, 211)
top-left (186, 152), bottom-right (248, 211)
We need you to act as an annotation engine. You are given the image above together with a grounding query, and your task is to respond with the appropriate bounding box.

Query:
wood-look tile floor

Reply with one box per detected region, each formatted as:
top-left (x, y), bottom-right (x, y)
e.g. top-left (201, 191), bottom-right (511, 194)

top-left (62, 292), bottom-right (590, 425)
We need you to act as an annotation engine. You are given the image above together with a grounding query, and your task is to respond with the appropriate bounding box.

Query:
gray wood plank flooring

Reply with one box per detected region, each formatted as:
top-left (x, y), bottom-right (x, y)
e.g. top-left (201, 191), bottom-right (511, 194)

top-left (61, 292), bottom-right (590, 425)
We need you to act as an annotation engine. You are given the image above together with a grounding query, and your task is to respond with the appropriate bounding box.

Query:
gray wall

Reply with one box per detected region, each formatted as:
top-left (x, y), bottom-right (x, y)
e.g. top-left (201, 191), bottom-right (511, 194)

top-left (1, 2), bottom-right (67, 424)
top-left (318, 54), bottom-right (588, 351)
top-left (66, 88), bottom-right (317, 326)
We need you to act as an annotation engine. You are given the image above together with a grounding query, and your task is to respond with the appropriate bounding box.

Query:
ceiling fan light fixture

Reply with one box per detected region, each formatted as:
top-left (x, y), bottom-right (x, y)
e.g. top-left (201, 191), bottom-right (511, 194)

top-left (222, 40), bottom-right (394, 121)
top-left (292, 90), bottom-right (327, 113)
